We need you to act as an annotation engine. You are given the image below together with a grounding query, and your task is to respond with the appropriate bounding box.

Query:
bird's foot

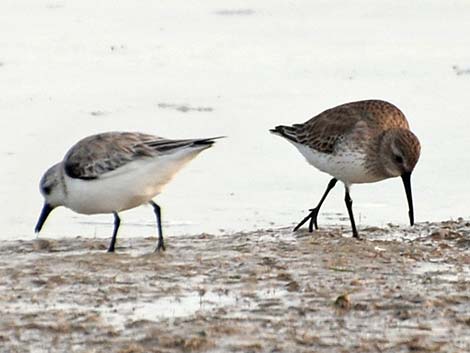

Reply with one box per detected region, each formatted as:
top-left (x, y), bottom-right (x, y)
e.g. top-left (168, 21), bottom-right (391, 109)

top-left (155, 242), bottom-right (166, 252)
top-left (293, 207), bottom-right (320, 232)
top-left (352, 231), bottom-right (361, 240)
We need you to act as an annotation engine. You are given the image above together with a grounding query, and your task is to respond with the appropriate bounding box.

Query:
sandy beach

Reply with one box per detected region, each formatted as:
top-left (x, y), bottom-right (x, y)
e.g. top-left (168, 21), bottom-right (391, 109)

top-left (1, 1), bottom-right (470, 352)
top-left (1, 219), bottom-right (469, 352)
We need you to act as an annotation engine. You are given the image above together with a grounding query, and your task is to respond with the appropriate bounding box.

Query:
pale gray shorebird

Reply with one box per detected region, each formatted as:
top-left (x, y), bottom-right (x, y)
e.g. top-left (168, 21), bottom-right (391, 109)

top-left (35, 132), bottom-right (222, 252)
top-left (270, 100), bottom-right (421, 238)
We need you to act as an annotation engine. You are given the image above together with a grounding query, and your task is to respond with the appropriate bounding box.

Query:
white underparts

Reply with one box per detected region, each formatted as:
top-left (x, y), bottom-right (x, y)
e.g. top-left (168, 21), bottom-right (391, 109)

top-left (290, 141), bottom-right (383, 184)
top-left (62, 146), bottom-right (209, 214)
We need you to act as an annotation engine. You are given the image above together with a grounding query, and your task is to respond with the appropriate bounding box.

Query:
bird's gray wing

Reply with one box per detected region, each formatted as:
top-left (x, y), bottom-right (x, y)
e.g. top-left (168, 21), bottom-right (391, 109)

top-left (64, 132), bottom-right (161, 180)
top-left (64, 132), bottom-right (221, 180)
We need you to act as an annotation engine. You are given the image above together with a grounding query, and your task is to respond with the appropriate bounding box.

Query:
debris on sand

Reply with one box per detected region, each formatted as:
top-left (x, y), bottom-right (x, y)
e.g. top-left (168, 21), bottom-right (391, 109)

top-left (334, 293), bottom-right (351, 311)
top-left (0, 219), bottom-right (469, 352)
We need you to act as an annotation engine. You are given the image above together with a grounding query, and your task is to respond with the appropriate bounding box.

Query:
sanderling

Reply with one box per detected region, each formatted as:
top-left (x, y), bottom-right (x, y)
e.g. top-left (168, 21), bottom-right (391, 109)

top-left (35, 132), bottom-right (222, 252)
top-left (271, 100), bottom-right (421, 238)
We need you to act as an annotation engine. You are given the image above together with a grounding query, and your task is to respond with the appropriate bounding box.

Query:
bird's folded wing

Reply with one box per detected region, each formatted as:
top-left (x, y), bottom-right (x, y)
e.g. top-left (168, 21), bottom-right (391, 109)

top-left (63, 132), bottom-right (198, 179)
top-left (294, 106), bottom-right (363, 154)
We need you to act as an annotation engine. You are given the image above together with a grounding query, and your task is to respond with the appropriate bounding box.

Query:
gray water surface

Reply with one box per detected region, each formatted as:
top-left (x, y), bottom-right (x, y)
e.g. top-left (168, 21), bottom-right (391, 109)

top-left (1, 0), bottom-right (470, 240)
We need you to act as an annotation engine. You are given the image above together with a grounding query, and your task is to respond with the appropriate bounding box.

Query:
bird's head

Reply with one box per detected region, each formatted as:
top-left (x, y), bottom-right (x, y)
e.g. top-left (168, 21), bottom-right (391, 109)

top-left (380, 128), bottom-right (421, 178)
top-left (35, 163), bottom-right (64, 233)
top-left (379, 128), bottom-right (421, 226)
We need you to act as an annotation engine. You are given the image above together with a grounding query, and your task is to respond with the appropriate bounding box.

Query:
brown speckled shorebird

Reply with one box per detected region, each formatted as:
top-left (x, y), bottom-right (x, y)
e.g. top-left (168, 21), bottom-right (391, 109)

top-left (270, 100), bottom-right (421, 238)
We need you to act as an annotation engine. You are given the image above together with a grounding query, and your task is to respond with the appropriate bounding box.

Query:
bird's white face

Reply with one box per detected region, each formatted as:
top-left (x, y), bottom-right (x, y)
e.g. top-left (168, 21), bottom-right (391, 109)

top-left (39, 163), bottom-right (65, 208)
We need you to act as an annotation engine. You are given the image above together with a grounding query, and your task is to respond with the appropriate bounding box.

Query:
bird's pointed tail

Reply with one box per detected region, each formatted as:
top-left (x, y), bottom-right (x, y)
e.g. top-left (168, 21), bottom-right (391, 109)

top-left (270, 125), bottom-right (299, 143)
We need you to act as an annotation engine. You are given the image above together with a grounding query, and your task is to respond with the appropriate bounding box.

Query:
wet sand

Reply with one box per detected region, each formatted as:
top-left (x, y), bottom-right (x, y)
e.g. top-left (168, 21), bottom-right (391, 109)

top-left (1, 219), bottom-right (469, 353)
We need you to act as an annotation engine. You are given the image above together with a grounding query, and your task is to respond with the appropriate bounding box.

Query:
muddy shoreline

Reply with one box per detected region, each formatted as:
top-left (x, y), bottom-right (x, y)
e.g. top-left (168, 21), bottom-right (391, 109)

top-left (1, 220), bottom-right (469, 352)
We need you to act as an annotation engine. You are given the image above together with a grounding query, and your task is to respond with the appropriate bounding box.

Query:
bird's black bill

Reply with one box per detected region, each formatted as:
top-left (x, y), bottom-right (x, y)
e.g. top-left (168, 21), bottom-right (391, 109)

top-left (401, 172), bottom-right (414, 226)
top-left (35, 203), bottom-right (54, 233)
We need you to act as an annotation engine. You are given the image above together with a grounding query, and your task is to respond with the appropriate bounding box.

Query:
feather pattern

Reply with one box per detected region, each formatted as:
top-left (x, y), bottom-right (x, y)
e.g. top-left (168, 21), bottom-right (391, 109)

top-left (271, 100), bottom-right (409, 154)
top-left (64, 132), bottom-right (220, 180)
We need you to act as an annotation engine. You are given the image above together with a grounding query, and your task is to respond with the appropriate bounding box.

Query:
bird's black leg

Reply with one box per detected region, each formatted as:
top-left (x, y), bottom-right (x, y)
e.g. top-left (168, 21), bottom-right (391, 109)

top-left (344, 187), bottom-right (359, 239)
top-left (294, 178), bottom-right (338, 232)
top-left (107, 212), bottom-right (121, 253)
top-left (149, 201), bottom-right (165, 251)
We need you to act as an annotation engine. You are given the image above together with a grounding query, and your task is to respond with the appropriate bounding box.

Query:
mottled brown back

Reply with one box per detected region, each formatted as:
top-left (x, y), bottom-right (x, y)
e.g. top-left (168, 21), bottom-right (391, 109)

top-left (272, 100), bottom-right (410, 153)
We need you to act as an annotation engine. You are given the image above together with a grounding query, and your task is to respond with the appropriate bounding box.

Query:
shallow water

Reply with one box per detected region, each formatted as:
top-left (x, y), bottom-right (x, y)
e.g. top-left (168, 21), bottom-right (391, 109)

top-left (1, 0), bottom-right (470, 241)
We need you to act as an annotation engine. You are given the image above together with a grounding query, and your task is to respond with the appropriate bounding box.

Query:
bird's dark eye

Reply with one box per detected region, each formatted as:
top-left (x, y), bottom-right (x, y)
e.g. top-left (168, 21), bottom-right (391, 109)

top-left (42, 185), bottom-right (51, 195)
top-left (394, 155), bottom-right (403, 164)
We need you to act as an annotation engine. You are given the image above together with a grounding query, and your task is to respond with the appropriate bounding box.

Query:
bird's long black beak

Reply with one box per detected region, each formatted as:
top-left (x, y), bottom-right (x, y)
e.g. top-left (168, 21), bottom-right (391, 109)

top-left (401, 172), bottom-right (414, 226)
top-left (35, 203), bottom-right (54, 233)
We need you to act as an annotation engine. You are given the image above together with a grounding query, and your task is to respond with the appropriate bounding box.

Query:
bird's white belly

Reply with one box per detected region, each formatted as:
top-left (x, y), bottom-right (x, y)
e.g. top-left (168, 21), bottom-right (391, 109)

top-left (63, 150), bottom-right (199, 214)
top-left (293, 142), bottom-right (382, 184)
